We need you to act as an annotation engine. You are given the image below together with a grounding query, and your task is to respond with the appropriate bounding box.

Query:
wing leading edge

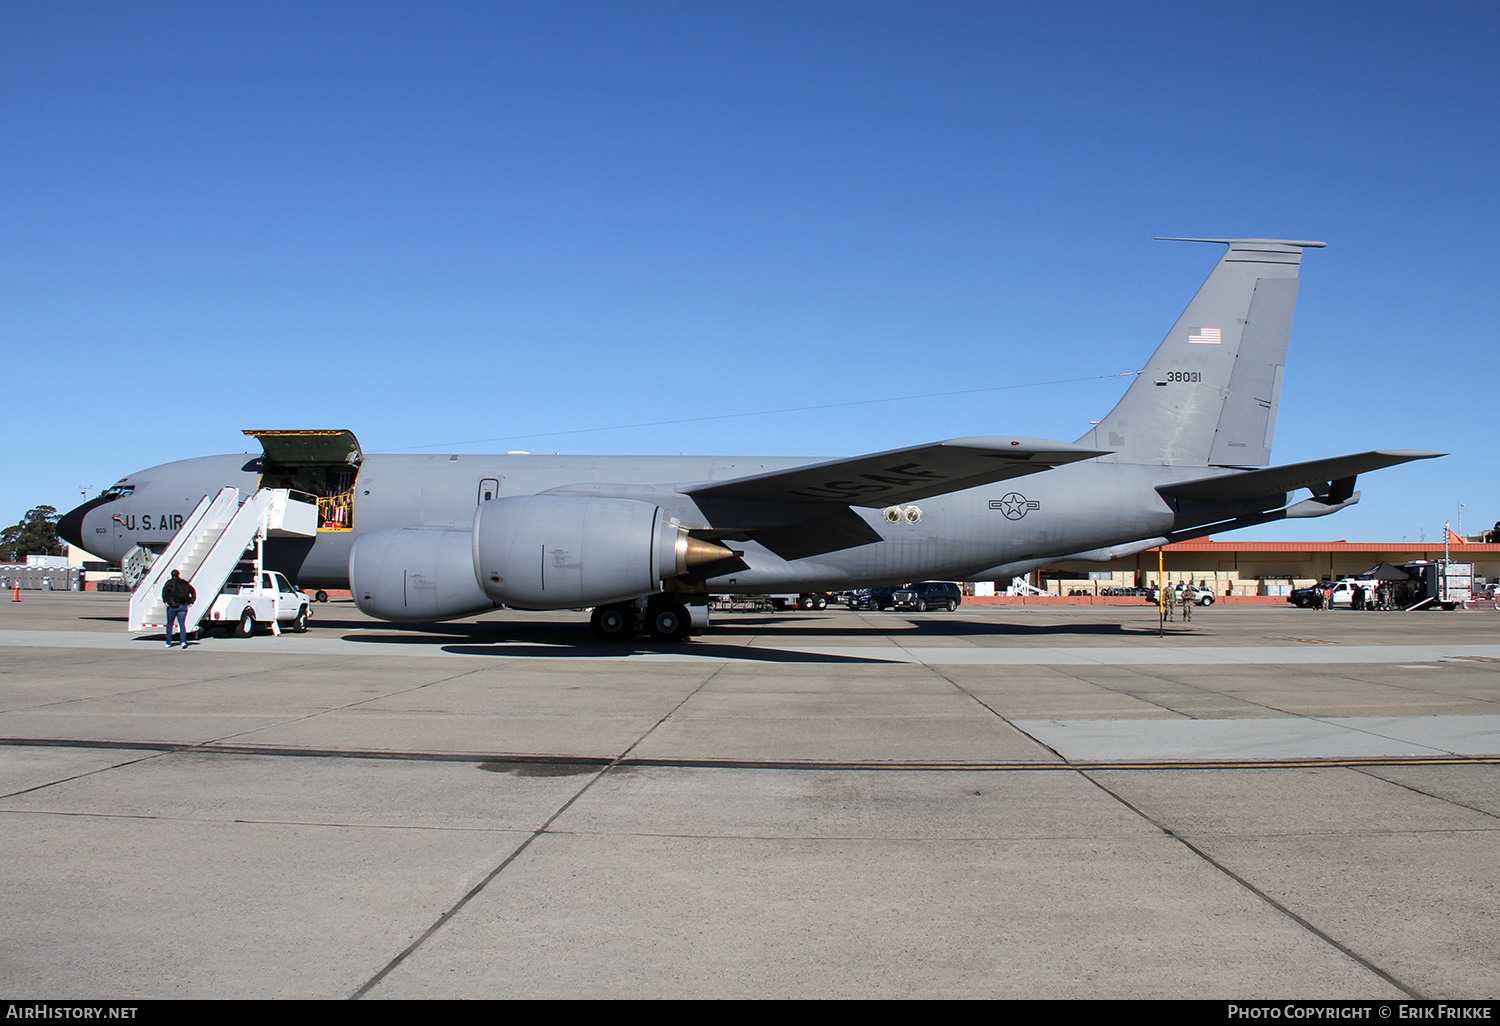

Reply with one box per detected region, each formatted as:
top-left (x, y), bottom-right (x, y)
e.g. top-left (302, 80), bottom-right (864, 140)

top-left (683, 437), bottom-right (1108, 507)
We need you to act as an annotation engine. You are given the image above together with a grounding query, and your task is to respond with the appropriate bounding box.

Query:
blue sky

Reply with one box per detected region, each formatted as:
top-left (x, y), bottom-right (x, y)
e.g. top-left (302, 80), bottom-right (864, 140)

top-left (3, 1), bottom-right (1495, 544)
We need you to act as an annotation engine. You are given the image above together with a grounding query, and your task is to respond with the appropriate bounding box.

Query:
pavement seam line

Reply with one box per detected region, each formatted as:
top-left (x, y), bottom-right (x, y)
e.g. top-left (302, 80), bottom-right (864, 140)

top-left (920, 663), bottom-right (1072, 764)
top-left (348, 661), bottom-right (729, 1000)
top-left (195, 663), bottom-right (494, 748)
top-left (1078, 769), bottom-right (1426, 999)
top-left (1349, 765), bottom-right (1500, 822)
top-left (0, 750), bottom-right (172, 800)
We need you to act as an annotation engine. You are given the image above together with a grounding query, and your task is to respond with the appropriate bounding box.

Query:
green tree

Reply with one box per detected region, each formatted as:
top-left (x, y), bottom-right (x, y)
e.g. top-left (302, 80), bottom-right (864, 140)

top-left (0, 506), bottom-right (63, 562)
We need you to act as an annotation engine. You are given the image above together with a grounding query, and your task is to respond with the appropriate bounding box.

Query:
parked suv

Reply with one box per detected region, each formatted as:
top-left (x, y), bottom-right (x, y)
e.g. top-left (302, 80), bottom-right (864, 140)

top-left (892, 581), bottom-right (963, 612)
top-left (1146, 585), bottom-right (1216, 607)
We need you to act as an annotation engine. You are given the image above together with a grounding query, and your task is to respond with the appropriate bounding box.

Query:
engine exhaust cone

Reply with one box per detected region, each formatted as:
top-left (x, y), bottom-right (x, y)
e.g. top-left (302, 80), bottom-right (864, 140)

top-left (678, 535), bottom-right (735, 572)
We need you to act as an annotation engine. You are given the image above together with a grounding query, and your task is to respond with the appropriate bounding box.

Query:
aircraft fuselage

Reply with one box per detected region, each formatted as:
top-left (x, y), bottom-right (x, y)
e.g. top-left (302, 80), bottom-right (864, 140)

top-left (63, 450), bottom-right (1194, 591)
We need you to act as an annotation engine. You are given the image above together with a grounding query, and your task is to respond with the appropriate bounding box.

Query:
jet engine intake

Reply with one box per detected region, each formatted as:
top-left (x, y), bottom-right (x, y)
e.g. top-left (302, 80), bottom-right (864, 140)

top-left (349, 524), bottom-right (495, 622)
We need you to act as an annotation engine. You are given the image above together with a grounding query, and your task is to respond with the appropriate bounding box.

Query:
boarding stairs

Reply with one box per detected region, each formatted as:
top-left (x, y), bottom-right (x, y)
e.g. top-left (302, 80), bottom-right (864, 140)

top-left (128, 488), bottom-right (317, 633)
top-left (1006, 576), bottom-right (1050, 597)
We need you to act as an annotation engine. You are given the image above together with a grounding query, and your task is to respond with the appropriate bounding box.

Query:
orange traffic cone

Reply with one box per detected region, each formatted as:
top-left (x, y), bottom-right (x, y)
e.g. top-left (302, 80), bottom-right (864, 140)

top-left (12, 583), bottom-right (20, 602)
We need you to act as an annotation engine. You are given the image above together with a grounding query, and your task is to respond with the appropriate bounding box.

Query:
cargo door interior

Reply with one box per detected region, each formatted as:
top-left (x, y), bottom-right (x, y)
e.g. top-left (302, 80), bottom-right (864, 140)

top-left (245, 430), bottom-right (364, 533)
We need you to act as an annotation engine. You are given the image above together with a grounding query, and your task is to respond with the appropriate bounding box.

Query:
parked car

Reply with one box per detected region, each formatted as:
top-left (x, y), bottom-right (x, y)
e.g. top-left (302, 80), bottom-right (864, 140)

top-left (892, 581), bottom-right (963, 612)
top-left (846, 586), bottom-right (906, 611)
top-left (1289, 578), bottom-right (1382, 610)
top-left (1183, 586), bottom-right (1215, 606)
top-left (1147, 585), bottom-right (1216, 606)
top-left (1288, 583), bottom-right (1326, 608)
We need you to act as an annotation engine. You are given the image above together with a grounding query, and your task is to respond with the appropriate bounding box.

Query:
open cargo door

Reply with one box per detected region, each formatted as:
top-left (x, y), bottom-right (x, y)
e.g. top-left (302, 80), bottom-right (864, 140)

top-left (245, 429), bottom-right (363, 532)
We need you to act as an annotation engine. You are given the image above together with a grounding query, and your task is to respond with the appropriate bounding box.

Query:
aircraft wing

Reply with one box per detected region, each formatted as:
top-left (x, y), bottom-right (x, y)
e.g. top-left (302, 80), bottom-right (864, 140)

top-left (1158, 450), bottom-right (1443, 504)
top-left (683, 437), bottom-right (1108, 507)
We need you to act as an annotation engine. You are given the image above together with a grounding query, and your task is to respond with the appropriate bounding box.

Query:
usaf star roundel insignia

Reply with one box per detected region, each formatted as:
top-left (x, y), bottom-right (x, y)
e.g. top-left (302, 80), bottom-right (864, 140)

top-left (990, 492), bottom-right (1040, 520)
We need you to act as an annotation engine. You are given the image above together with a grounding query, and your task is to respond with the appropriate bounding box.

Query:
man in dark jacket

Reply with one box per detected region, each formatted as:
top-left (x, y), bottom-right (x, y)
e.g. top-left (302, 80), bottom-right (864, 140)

top-left (162, 570), bottom-right (195, 648)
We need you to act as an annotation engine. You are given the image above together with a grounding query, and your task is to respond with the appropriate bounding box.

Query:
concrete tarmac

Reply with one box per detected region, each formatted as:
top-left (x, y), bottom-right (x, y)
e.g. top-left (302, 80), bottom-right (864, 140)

top-left (2, 592), bottom-right (1497, 999)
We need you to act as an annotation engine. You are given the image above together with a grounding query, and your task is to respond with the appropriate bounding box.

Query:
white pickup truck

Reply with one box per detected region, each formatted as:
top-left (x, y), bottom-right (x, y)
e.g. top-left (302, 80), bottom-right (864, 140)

top-left (203, 569), bottom-right (312, 636)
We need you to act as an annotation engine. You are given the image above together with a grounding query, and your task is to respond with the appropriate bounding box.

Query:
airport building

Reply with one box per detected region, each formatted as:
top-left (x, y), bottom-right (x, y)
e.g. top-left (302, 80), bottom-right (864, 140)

top-left (1029, 538), bottom-right (1500, 598)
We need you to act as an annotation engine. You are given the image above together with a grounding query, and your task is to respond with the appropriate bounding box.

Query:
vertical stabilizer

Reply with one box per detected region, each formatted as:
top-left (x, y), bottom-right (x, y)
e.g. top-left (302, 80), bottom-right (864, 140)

top-left (1081, 238), bottom-right (1325, 466)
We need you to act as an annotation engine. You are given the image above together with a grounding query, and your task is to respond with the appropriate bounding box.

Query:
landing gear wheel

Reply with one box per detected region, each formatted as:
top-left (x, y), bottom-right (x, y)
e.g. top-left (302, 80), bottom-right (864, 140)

top-left (590, 604), bottom-right (633, 642)
top-left (234, 609), bottom-right (255, 638)
top-left (315, 590), bottom-right (328, 603)
top-left (647, 602), bottom-right (690, 642)
top-left (292, 607), bottom-right (309, 633)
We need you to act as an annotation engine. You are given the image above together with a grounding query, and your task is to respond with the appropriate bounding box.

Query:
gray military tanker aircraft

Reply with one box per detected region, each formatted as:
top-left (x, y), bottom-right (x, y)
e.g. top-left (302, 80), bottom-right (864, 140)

top-left (60, 238), bottom-right (1439, 640)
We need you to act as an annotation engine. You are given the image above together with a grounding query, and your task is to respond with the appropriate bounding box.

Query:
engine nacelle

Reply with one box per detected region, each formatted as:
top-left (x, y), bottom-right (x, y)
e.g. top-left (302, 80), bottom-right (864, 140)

top-left (349, 524), bottom-right (495, 622)
top-left (475, 494), bottom-right (724, 609)
top-left (351, 495), bottom-right (734, 621)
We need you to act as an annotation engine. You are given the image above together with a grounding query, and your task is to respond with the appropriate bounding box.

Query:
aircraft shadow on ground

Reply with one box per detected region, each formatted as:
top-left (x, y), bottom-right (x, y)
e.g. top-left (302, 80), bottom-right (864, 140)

top-left (440, 643), bottom-right (899, 663)
top-left (339, 633), bottom-right (894, 666)
top-left (707, 616), bottom-right (1171, 638)
top-left (336, 622), bottom-right (901, 663)
top-left (330, 615), bottom-right (1188, 656)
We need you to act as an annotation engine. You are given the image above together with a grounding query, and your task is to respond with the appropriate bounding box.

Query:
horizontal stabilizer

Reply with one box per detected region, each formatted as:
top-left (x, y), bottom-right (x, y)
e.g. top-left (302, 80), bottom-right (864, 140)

top-left (684, 437), bottom-right (1108, 507)
top-left (1157, 450), bottom-right (1443, 504)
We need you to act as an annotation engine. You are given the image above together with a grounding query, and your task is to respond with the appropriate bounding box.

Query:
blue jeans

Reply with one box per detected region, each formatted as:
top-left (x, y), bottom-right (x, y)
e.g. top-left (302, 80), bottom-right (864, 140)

top-left (166, 606), bottom-right (189, 645)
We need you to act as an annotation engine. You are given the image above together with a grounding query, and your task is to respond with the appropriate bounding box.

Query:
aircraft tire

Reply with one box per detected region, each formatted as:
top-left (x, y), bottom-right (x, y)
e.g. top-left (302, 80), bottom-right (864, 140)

top-left (647, 602), bottom-right (690, 643)
top-left (234, 610), bottom-right (255, 638)
top-left (315, 590), bottom-right (328, 603)
top-left (590, 604), bottom-right (633, 642)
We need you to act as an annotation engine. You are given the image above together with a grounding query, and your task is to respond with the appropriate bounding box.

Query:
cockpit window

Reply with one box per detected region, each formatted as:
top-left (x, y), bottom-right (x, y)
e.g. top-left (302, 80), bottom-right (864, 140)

top-left (101, 485), bottom-right (134, 501)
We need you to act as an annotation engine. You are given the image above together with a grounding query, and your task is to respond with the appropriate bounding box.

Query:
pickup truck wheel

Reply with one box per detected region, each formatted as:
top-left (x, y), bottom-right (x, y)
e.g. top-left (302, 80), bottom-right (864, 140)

top-left (292, 607), bottom-right (309, 633)
top-left (234, 609), bottom-right (255, 638)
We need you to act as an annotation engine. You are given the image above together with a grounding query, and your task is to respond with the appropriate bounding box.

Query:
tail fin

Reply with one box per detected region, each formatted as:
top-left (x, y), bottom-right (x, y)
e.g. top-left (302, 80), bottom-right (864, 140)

top-left (1081, 238), bottom-right (1325, 467)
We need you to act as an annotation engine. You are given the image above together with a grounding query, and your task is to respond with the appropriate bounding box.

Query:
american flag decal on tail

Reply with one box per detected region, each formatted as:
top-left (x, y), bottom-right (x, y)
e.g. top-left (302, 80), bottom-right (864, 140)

top-left (1188, 326), bottom-right (1222, 344)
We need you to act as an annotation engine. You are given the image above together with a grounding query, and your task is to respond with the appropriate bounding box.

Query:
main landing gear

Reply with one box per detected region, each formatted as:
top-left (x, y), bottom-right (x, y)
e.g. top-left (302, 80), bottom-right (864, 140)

top-left (590, 597), bottom-right (700, 643)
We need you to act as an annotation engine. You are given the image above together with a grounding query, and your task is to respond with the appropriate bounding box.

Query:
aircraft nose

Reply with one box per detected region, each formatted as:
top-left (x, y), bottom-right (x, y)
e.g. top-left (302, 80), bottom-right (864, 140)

top-left (57, 496), bottom-right (108, 553)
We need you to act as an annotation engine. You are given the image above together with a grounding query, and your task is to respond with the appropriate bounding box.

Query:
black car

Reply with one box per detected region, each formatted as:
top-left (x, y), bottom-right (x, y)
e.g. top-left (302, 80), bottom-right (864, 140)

top-left (845, 586), bottom-right (905, 611)
top-left (892, 581), bottom-right (963, 612)
top-left (1289, 583), bottom-right (1325, 608)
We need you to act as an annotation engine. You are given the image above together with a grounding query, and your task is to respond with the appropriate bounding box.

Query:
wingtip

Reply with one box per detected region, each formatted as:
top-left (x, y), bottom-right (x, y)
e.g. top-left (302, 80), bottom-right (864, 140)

top-left (1155, 237), bottom-right (1328, 249)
